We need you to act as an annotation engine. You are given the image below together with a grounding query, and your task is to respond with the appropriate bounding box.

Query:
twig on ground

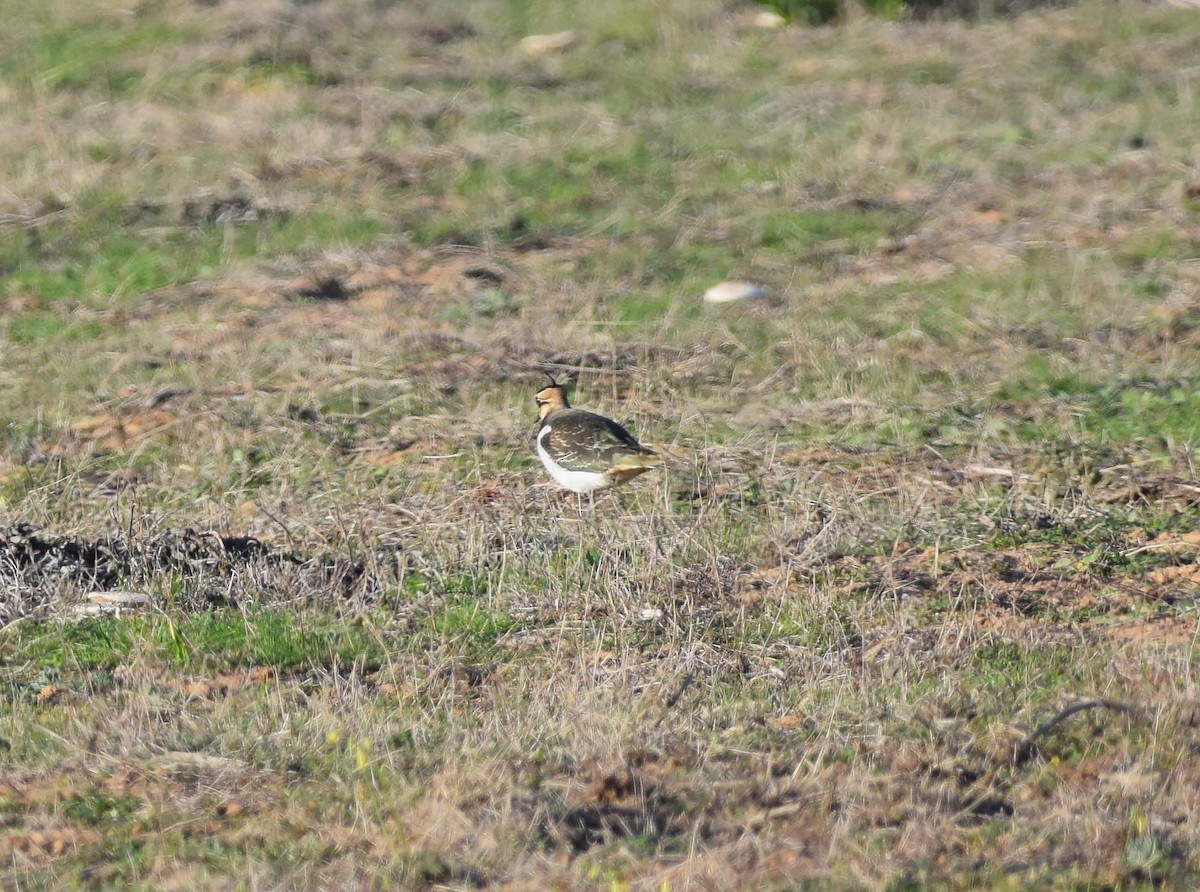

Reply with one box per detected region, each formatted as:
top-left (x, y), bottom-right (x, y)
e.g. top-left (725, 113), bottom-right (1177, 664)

top-left (254, 500), bottom-right (297, 551)
top-left (653, 673), bottom-right (695, 728)
top-left (1017, 698), bottom-right (1142, 762)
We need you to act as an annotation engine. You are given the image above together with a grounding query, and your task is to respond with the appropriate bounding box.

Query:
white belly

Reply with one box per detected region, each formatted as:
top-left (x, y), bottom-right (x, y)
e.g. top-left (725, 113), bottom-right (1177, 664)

top-left (537, 426), bottom-right (610, 493)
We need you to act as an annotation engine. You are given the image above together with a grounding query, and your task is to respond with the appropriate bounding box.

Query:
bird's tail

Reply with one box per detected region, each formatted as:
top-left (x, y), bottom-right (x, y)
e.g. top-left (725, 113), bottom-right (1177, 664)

top-left (607, 444), bottom-right (688, 482)
top-left (607, 463), bottom-right (655, 485)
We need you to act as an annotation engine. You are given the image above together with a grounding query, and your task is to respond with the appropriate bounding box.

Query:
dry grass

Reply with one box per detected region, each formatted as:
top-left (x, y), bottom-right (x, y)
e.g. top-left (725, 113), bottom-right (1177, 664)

top-left (2, 0), bottom-right (1200, 887)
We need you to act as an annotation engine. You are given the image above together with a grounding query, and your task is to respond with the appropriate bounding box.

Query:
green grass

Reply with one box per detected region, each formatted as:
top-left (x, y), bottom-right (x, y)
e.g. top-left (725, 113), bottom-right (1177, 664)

top-left (7, 313), bottom-right (106, 344)
top-left (1, 206), bottom-right (384, 320)
top-left (61, 790), bottom-right (140, 828)
top-left (0, 13), bottom-right (192, 97)
top-left (2, 610), bottom-right (385, 680)
top-left (430, 597), bottom-right (516, 648)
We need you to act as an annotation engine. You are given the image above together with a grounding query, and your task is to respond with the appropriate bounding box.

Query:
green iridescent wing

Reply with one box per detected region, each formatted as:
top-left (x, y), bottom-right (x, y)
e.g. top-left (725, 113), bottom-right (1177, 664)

top-left (544, 409), bottom-right (655, 472)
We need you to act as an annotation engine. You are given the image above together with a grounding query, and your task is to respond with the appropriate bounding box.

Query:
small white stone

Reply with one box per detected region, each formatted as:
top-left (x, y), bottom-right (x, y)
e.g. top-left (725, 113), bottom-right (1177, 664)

top-left (79, 592), bottom-right (154, 617)
top-left (753, 10), bottom-right (788, 28)
top-left (703, 281), bottom-right (766, 304)
top-left (518, 31), bottom-right (578, 55)
top-left (638, 608), bottom-right (664, 622)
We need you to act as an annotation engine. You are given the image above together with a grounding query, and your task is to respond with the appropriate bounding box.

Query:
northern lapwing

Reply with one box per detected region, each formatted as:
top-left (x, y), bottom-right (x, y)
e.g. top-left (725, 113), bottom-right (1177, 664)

top-left (534, 375), bottom-right (658, 499)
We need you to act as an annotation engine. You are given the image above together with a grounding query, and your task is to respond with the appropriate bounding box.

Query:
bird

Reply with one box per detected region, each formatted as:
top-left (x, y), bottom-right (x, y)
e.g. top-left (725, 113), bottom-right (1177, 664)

top-left (534, 374), bottom-right (658, 498)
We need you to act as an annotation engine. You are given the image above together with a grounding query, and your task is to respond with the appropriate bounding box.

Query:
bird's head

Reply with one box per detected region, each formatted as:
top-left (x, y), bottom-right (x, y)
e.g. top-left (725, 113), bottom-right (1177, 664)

top-left (534, 373), bottom-right (571, 423)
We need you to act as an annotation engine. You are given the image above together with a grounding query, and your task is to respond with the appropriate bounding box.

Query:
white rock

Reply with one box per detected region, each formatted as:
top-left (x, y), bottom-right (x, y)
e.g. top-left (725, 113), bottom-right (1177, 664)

top-left (87, 591), bottom-right (153, 608)
top-left (703, 281), bottom-right (767, 304)
top-left (75, 591), bottom-right (153, 617)
top-left (753, 10), bottom-right (788, 28)
top-left (518, 31), bottom-right (578, 55)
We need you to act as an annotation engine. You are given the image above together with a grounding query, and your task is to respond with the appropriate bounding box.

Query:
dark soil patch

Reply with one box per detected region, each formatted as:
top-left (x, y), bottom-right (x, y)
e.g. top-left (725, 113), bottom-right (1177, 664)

top-left (0, 524), bottom-right (372, 621)
top-left (537, 770), bottom-right (699, 857)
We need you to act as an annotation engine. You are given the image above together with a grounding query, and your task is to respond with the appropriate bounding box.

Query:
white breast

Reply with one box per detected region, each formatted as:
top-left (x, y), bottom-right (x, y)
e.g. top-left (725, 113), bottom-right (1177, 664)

top-left (537, 425), bottom-right (610, 494)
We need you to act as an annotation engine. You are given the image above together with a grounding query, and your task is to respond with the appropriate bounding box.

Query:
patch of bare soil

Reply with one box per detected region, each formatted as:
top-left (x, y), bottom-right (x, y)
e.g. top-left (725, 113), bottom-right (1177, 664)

top-left (537, 767), bottom-right (693, 857)
top-left (869, 542), bottom-right (1095, 614)
top-left (0, 524), bottom-right (370, 621)
top-left (133, 664), bottom-right (280, 701)
top-left (843, 535), bottom-right (1199, 649)
top-left (1103, 614), bottom-right (1199, 647)
top-left (23, 385), bottom-right (251, 466)
top-left (0, 758), bottom-right (284, 872)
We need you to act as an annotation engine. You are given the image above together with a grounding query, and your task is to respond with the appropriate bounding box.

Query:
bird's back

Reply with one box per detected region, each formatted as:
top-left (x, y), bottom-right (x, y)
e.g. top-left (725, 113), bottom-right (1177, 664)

top-left (541, 407), bottom-right (655, 472)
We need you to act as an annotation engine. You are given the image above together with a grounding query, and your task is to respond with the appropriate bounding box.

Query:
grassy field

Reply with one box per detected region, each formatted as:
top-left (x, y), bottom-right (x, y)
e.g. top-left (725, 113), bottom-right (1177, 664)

top-left (2, 0), bottom-right (1200, 887)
